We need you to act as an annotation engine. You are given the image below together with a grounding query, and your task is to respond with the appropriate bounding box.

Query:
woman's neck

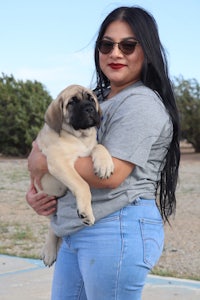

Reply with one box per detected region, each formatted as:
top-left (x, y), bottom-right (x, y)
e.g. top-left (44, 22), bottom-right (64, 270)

top-left (107, 80), bottom-right (140, 99)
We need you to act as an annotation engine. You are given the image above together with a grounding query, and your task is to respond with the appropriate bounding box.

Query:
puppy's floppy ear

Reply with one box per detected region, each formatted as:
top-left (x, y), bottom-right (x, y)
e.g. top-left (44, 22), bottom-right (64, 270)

top-left (45, 97), bottom-right (63, 134)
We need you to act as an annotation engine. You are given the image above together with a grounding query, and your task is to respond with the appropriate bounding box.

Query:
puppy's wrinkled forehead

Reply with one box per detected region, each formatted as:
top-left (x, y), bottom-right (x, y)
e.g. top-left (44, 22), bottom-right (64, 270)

top-left (61, 85), bottom-right (97, 104)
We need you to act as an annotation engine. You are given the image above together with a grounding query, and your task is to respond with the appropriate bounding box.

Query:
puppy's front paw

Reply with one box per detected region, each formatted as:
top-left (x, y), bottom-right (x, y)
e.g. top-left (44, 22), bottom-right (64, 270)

top-left (92, 145), bottom-right (114, 179)
top-left (94, 158), bottom-right (114, 179)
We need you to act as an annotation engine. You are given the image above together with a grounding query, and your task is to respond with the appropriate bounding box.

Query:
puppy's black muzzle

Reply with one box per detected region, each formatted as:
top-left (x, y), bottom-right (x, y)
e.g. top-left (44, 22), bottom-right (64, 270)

top-left (70, 100), bottom-right (101, 130)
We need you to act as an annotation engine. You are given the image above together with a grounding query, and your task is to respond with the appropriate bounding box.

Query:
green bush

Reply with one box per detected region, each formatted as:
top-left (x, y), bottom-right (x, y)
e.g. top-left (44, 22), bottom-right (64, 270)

top-left (0, 73), bottom-right (53, 156)
top-left (174, 76), bottom-right (200, 152)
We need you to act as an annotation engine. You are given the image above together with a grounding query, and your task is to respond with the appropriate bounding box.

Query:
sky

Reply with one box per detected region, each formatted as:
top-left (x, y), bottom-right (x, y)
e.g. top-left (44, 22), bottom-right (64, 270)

top-left (1, 0), bottom-right (200, 98)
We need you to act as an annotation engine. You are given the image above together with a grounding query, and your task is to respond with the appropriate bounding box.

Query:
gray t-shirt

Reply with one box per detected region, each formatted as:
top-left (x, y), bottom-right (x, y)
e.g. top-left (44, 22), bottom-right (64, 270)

top-left (51, 81), bottom-right (173, 236)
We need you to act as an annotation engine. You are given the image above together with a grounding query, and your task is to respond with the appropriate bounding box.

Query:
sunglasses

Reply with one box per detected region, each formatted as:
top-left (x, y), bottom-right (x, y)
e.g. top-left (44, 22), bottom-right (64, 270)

top-left (97, 39), bottom-right (139, 55)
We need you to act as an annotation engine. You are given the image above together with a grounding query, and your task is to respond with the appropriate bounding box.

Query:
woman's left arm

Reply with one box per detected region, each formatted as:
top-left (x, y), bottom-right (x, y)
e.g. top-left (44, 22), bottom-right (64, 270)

top-left (74, 156), bottom-right (134, 189)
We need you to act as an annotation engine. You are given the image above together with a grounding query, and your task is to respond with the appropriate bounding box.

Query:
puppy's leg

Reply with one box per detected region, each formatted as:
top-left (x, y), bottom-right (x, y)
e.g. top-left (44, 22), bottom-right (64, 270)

top-left (63, 171), bottom-right (95, 225)
top-left (47, 160), bottom-right (95, 226)
top-left (92, 144), bottom-right (114, 179)
top-left (42, 225), bottom-right (62, 267)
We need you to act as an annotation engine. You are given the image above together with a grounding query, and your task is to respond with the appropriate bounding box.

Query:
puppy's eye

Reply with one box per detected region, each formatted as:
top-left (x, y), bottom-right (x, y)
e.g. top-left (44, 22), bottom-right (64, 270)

top-left (85, 93), bottom-right (95, 103)
top-left (68, 101), bottom-right (74, 106)
top-left (68, 97), bottom-right (78, 106)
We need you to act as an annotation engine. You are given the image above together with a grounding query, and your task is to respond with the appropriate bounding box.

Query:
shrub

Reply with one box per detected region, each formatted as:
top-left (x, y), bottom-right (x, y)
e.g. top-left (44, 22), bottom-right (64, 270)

top-left (174, 76), bottom-right (200, 152)
top-left (0, 73), bottom-right (53, 156)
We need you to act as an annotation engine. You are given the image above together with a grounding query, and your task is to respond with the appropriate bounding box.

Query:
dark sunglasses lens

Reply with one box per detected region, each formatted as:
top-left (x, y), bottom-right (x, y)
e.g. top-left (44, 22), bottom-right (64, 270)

top-left (98, 40), bottom-right (138, 55)
top-left (119, 41), bottom-right (137, 54)
top-left (98, 41), bottom-right (114, 54)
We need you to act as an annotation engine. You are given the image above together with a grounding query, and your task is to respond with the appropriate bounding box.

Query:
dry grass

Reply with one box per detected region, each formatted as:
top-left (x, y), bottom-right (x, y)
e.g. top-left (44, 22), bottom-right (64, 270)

top-left (0, 158), bottom-right (49, 258)
top-left (0, 143), bottom-right (199, 280)
top-left (154, 149), bottom-right (200, 280)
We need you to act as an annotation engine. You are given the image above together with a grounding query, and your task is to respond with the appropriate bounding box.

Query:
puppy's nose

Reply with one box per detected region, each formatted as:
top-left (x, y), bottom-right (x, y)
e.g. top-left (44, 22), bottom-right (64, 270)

top-left (84, 105), bottom-right (95, 114)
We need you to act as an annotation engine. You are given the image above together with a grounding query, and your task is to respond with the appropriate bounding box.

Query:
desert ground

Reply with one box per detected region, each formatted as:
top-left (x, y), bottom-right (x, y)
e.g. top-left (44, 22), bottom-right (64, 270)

top-left (0, 143), bottom-right (199, 280)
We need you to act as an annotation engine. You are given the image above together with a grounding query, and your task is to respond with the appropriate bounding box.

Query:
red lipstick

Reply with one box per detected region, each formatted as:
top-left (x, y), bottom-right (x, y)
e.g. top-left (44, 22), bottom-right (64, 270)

top-left (108, 63), bottom-right (125, 70)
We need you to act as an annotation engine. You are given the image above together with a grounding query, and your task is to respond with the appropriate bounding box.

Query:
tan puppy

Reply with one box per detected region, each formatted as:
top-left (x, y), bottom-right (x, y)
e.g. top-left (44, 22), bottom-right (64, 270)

top-left (34, 84), bottom-right (114, 266)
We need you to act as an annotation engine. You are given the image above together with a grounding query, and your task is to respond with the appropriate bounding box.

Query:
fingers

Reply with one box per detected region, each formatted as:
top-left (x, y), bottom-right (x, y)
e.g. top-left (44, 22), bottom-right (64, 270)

top-left (34, 195), bottom-right (57, 216)
top-left (26, 184), bottom-right (57, 216)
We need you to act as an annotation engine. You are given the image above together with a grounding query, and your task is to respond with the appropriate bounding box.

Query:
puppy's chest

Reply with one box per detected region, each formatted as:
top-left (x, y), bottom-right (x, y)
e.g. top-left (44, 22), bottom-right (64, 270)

top-left (78, 135), bottom-right (97, 155)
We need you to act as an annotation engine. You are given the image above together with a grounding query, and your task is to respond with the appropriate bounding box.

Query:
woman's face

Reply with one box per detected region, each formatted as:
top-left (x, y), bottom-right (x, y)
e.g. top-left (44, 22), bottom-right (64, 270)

top-left (99, 20), bottom-right (144, 95)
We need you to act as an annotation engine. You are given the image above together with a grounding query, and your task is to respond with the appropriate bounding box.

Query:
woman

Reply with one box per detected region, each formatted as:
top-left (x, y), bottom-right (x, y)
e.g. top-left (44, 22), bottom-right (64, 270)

top-left (26, 6), bottom-right (180, 300)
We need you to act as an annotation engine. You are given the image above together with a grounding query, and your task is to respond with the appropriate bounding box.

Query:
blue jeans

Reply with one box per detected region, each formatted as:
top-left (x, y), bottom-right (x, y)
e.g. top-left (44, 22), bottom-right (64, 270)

top-left (51, 198), bottom-right (164, 300)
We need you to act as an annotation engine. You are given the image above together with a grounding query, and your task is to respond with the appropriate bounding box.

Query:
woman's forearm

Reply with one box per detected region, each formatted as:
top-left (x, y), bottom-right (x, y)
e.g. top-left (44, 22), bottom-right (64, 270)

top-left (28, 141), bottom-right (134, 191)
top-left (74, 156), bottom-right (134, 189)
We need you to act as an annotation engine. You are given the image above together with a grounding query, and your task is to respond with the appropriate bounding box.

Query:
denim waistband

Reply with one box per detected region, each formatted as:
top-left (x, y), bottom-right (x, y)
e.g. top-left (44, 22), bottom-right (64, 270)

top-left (130, 198), bottom-right (156, 206)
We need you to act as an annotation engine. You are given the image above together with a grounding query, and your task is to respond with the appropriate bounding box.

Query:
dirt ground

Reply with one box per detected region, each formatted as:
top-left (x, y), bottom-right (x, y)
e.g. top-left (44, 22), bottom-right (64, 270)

top-left (0, 144), bottom-right (199, 280)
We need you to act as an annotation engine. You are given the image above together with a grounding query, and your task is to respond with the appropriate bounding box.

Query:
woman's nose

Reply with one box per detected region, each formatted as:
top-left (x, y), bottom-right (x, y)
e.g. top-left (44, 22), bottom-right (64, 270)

top-left (109, 44), bottom-right (123, 57)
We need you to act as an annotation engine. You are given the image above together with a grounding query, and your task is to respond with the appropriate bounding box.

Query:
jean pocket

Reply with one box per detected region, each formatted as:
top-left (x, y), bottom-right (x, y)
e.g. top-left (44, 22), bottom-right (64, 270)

top-left (139, 218), bottom-right (164, 269)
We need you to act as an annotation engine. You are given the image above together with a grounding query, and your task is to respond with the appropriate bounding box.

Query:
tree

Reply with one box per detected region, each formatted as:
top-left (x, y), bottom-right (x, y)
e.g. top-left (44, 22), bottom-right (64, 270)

top-left (174, 76), bottom-right (200, 152)
top-left (0, 73), bottom-right (53, 156)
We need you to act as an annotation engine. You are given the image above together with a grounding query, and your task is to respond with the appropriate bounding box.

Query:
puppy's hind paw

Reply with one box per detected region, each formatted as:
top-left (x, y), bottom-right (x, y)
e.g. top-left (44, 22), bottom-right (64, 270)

top-left (41, 246), bottom-right (57, 267)
top-left (41, 254), bottom-right (56, 268)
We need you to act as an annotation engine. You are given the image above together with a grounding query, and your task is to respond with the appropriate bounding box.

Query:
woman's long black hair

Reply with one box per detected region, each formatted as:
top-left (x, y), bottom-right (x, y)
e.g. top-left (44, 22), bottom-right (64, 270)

top-left (94, 6), bottom-right (180, 223)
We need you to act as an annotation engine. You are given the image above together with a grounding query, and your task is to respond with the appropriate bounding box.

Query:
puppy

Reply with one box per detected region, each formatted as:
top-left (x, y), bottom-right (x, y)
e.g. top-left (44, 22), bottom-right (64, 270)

top-left (34, 84), bottom-right (114, 266)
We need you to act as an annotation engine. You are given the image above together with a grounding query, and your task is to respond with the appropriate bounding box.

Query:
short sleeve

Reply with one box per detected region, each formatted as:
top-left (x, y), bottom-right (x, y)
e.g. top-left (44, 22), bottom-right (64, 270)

top-left (99, 93), bottom-right (172, 168)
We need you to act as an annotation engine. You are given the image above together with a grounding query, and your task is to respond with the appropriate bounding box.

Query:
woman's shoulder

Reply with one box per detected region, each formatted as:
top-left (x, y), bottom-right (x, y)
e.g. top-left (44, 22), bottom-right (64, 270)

top-left (126, 83), bottom-right (166, 112)
top-left (100, 82), bottom-right (169, 121)
top-left (106, 82), bottom-right (162, 108)
top-left (127, 82), bottom-right (160, 100)
top-left (118, 83), bottom-right (171, 129)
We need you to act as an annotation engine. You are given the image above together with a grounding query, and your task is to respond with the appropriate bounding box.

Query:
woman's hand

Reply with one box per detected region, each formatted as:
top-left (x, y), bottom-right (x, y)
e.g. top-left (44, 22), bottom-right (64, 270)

top-left (26, 183), bottom-right (57, 216)
top-left (26, 143), bottom-right (57, 216)
top-left (28, 141), bottom-right (48, 189)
